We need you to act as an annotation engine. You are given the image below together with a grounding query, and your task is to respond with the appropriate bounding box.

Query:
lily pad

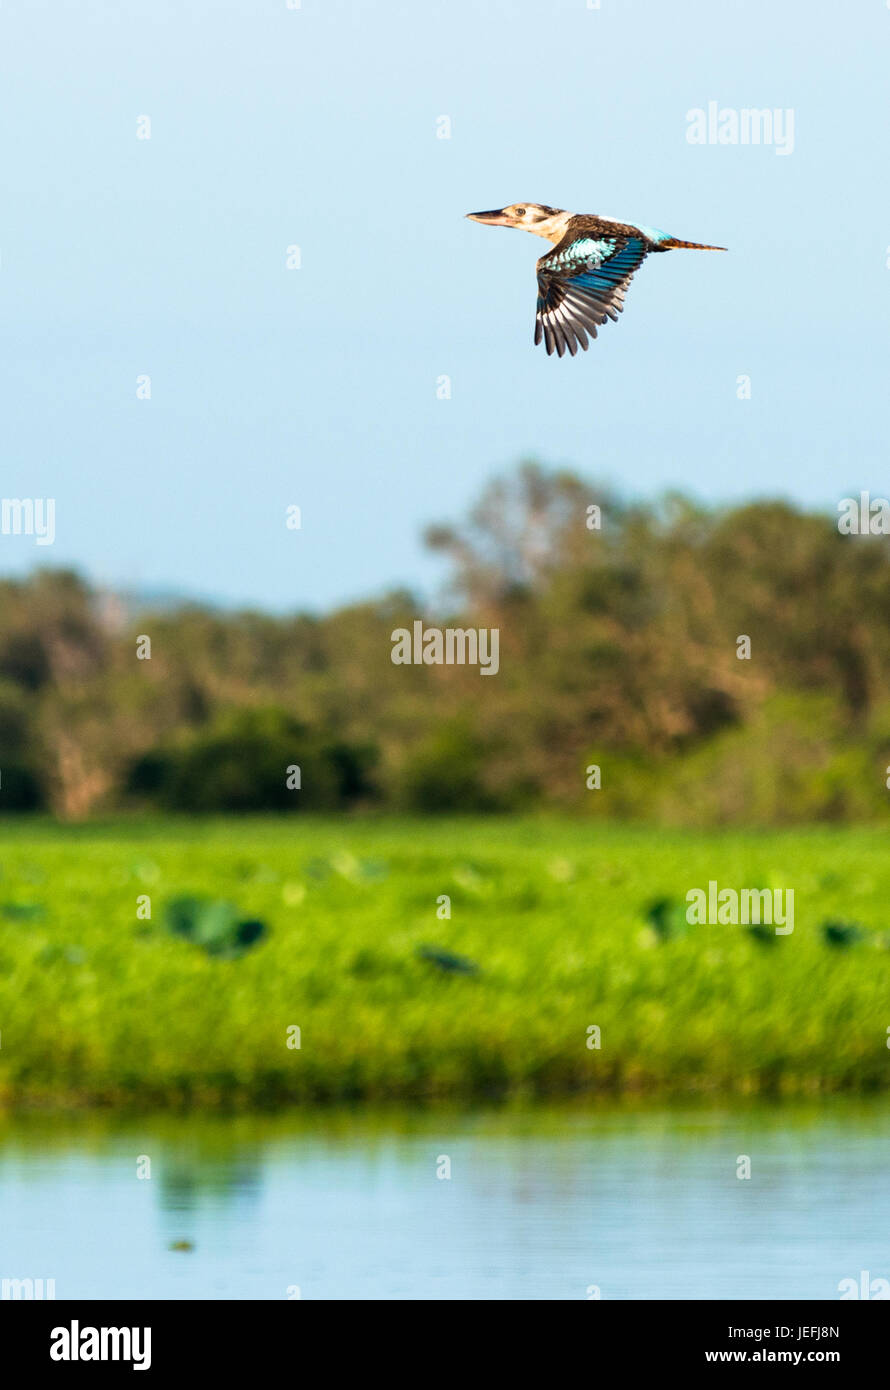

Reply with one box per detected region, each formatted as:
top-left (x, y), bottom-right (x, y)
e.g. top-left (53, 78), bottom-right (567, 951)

top-left (1, 901), bottom-right (45, 921)
top-left (164, 897), bottom-right (267, 958)
top-left (417, 944), bottom-right (478, 975)
top-left (746, 924), bottom-right (777, 945)
top-left (644, 897), bottom-right (689, 941)
top-left (821, 920), bottom-right (864, 948)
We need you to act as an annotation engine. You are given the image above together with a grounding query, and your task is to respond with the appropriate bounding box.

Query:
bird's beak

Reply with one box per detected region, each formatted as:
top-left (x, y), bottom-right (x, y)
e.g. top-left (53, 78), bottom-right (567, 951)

top-left (466, 208), bottom-right (514, 227)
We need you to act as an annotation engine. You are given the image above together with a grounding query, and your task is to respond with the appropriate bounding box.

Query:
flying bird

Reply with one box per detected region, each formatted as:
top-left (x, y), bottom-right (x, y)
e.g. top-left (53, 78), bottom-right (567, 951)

top-left (466, 204), bottom-right (726, 356)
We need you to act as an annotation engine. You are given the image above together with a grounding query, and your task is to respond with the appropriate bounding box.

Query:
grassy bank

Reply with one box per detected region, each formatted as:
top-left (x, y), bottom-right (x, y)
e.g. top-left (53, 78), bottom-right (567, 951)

top-left (0, 818), bottom-right (888, 1107)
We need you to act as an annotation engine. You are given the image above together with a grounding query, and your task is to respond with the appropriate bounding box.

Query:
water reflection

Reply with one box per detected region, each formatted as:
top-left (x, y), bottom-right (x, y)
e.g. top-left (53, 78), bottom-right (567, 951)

top-left (0, 1101), bottom-right (887, 1300)
top-left (158, 1159), bottom-right (264, 1213)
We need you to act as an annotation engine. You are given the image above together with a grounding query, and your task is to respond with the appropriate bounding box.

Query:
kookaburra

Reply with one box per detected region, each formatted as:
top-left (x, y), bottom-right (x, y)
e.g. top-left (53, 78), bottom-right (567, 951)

top-left (466, 204), bottom-right (726, 356)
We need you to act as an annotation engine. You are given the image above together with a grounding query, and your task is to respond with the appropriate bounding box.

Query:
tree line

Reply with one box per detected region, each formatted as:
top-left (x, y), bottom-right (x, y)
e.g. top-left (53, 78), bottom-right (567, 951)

top-left (3, 461), bottom-right (889, 822)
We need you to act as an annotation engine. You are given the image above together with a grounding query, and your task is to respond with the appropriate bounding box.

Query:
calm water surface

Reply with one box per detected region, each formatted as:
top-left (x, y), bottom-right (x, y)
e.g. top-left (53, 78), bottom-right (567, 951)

top-left (0, 1103), bottom-right (887, 1299)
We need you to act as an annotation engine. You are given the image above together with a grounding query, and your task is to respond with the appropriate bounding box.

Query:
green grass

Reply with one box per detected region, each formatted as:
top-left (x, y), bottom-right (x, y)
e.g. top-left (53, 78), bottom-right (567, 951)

top-left (0, 817), bottom-right (888, 1107)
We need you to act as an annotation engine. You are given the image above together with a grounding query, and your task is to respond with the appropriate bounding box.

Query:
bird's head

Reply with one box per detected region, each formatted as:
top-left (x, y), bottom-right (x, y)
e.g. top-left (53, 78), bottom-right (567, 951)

top-left (466, 203), bottom-right (568, 241)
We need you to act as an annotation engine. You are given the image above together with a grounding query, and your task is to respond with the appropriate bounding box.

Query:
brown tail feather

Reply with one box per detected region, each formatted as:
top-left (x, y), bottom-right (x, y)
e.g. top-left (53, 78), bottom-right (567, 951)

top-left (661, 237), bottom-right (727, 250)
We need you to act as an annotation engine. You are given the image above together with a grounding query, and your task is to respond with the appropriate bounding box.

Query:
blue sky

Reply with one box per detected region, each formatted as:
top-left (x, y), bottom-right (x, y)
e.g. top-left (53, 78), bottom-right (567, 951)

top-left (1, 0), bottom-right (888, 611)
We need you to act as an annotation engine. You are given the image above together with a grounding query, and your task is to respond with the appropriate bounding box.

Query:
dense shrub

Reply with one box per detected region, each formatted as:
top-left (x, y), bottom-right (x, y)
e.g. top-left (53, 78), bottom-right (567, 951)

top-left (127, 708), bottom-right (377, 812)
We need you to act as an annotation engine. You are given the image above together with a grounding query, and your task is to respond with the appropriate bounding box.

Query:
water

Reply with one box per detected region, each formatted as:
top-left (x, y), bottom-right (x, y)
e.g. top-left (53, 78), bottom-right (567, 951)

top-left (0, 1103), bottom-right (887, 1299)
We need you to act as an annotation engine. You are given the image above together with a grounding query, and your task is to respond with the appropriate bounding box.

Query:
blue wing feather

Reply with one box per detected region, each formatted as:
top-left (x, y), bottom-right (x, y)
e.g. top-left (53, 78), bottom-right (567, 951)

top-left (535, 236), bottom-right (650, 356)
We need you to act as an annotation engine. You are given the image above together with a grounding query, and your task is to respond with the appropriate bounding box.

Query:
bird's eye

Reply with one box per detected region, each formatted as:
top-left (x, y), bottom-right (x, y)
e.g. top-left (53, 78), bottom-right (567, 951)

top-left (514, 207), bottom-right (527, 217)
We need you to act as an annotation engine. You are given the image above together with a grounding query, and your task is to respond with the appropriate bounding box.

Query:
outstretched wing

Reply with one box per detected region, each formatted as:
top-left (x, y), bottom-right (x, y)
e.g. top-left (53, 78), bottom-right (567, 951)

top-left (535, 235), bottom-right (650, 356)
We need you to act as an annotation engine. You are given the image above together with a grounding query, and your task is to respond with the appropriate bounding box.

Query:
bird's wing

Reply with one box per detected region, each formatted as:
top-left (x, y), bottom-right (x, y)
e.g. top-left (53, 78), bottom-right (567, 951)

top-left (535, 234), bottom-right (650, 356)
